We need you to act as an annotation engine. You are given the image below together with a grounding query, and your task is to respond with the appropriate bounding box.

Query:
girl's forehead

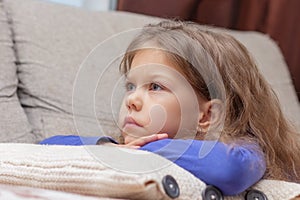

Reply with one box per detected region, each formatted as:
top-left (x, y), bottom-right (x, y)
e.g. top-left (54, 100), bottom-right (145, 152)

top-left (126, 63), bottom-right (182, 82)
top-left (130, 49), bottom-right (184, 74)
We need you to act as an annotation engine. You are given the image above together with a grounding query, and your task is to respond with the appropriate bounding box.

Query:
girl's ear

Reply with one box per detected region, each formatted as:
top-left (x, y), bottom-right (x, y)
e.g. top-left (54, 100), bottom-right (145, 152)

top-left (198, 99), bottom-right (224, 133)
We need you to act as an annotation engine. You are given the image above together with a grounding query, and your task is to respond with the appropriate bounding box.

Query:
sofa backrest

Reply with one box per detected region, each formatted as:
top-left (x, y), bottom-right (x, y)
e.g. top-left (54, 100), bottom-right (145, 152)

top-left (0, 0), bottom-right (299, 143)
top-left (0, 1), bottom-right (34, 142)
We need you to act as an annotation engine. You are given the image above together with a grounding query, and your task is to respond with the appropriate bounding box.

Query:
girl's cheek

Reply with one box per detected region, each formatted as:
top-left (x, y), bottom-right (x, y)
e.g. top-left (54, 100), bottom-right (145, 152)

top-left (118, 103), bottom-right (127, 129)
top-left (144, 104), bottom-right (167, 134)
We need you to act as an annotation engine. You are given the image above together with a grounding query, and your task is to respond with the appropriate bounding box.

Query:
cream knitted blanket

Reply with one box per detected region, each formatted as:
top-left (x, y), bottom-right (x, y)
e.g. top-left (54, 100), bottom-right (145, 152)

top-left (0, 143), bottom-right (299, 200)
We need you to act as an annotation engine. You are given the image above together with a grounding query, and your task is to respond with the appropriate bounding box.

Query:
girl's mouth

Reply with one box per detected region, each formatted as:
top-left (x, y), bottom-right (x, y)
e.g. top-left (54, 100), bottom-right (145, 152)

top-left (123, 116), bottom-right (142, 128)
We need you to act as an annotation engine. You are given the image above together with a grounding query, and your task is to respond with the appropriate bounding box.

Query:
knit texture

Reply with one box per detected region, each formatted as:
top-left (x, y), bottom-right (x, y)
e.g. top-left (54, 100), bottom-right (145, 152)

top-left (0, 143), bottom-right (299, 200)
top-left (0, 143), bottom-right (206, 199)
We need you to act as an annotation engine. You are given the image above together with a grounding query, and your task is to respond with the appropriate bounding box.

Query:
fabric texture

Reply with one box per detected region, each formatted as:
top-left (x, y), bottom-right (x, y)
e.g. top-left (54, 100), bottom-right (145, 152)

top-left (39, 135), bottom-right (102, 145)
top-left (3, 0), bottom-right (299, 145)
top-left (0, 1), bottom-right (34, 142)
top-left (0, 143), bottom-right (206, 200)
top-left (0, 143), bottom-right (299, 200)
top-left (40, 135), bottom-right (266, 195)
top-left (4, 0), bottom-right (160, 142)
top-left (0, 184), bottom-right (103, 200)
top-left (0, 0), bottom-right (299, 199)
top-left (141, 139), bottom-right (266, 195)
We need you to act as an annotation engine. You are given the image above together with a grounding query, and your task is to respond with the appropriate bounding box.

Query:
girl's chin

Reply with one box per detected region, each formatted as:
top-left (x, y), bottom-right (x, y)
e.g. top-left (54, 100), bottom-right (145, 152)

top-left (121, 128), bottom-right (151, 141)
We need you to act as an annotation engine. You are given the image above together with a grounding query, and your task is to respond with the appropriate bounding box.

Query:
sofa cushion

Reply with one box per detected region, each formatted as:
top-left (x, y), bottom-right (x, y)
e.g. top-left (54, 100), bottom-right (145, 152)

top-left (0, 1), bottom-right (34, 142)
top-left (4, 0), bottom-right (160, 142)
top-left (4, 0), bottom-right (300, 143)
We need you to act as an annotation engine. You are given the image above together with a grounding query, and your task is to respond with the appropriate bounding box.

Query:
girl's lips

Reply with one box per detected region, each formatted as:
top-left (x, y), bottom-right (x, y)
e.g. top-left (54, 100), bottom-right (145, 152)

top-left (123, 116), bottom-right (142, 127)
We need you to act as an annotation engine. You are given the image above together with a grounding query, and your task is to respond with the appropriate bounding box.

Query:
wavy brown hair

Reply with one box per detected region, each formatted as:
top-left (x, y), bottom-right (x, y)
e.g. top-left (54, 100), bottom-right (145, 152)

top-left (120, 20), bottom-right (300, 182)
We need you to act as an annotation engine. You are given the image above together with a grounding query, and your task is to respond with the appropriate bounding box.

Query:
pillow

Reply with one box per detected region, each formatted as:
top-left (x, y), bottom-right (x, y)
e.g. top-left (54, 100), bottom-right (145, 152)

top-left (0, 1), bottom-right (34, 142)
top-left (0, 143), bottom-right (299, 199)
top-left (0, 143), bottom-right (206, 199)
top-left (4, 0), bottom-right (160, 142)
top-left (0, 184), bottom-right (101, 200)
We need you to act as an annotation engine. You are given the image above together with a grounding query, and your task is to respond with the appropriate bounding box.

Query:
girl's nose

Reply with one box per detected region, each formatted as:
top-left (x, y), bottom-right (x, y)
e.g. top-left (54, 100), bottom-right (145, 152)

top-left (126, 90), bottom-right (143, 111)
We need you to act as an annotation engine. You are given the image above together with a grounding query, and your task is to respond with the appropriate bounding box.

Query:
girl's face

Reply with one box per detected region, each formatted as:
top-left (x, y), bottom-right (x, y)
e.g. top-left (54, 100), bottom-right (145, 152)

top-left (118, 49), bottom-right (208, 144)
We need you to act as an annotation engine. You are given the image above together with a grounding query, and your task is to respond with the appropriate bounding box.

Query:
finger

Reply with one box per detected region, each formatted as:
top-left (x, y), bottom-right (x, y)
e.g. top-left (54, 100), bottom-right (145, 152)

top-left (156, 133), bottom-right (169, 140)
top-left (130, 133), bottom-right (168, 147)
top-left (120, 145), bottom-right (141, 149)
top-left (135, 134), bottom-right (159, 146)
top-left (113, 143), bottom-right (141, 149)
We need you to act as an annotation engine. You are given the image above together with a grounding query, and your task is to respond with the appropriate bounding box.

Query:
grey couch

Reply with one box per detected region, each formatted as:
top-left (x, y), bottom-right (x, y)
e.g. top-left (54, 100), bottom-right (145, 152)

top-left (0, 0), bottom-right (300, 199)
top-left (1, 0), bottom-right (299, 144)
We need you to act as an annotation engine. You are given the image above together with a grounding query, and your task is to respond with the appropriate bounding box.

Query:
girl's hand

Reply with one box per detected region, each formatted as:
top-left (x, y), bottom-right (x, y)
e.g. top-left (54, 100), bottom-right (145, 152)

top-left (104, 133), bottom-right (168, 149)
top-left (121, 133), bottom-right (169, 149)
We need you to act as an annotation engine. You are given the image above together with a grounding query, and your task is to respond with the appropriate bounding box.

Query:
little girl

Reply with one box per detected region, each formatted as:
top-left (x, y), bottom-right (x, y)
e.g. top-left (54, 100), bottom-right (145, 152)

top-left (40, 20), bottom-right (300, 195)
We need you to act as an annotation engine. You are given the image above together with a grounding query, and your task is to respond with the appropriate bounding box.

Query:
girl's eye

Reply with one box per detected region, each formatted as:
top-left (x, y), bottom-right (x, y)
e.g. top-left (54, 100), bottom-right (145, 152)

top-left (125, 82), bottom-right (136, 92)
top-left (150, 83), bottom-right (163, 91)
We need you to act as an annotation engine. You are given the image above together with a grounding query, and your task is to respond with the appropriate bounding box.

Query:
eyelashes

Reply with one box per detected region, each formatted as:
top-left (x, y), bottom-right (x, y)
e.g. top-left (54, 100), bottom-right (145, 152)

top-left (149, 82), bottom-right (164, 91)
top-left (125, 82), bottom-right (165, 92)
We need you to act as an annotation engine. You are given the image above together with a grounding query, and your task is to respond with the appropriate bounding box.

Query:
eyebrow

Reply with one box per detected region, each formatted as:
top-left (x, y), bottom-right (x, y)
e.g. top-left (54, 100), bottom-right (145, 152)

top-left (126, 71), bottom-right (175, 82)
